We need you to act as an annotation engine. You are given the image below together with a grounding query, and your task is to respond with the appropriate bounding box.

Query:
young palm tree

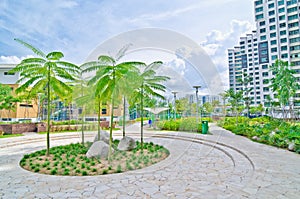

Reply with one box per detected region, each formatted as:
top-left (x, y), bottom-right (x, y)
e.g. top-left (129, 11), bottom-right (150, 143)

top-left (130, 61), bottom-right (170, 149)
top-left (10, 39), bottom-right (80, 155)
top-left (81, 49), bottom-right (143, 158)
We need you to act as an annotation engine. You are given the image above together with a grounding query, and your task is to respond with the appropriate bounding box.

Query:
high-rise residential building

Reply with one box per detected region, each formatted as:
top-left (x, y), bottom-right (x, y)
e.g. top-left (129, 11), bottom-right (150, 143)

top-left (228, 0), bottom-right (300, 107)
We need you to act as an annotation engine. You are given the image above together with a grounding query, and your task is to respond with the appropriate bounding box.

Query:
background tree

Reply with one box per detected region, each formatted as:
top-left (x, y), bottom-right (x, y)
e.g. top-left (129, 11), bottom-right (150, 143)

top-left (237, 73), bottom-right (253, 118)
top-left (270, 59), bottom-right (299, 119)
top-left (225, 88), bottom-right (243, 125)
top-left (130, 61), bottom-right (169, 149)
top-left (0, 84), bottom-right (19, 120)
top-left (10, 39), bottom-right (80, 155)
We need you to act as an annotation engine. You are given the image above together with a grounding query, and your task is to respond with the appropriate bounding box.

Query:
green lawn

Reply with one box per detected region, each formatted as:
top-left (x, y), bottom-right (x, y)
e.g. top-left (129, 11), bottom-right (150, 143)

top-left (0, 134), bottom-right (23, 138)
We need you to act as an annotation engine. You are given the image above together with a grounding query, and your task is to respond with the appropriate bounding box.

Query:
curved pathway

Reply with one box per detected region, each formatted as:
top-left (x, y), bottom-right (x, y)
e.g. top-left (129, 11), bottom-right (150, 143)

top-left (0, 123), bottom-right (299, 198)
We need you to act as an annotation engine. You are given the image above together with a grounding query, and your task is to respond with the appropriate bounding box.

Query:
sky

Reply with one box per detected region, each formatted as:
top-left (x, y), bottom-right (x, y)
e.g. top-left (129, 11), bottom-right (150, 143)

top-left (0, 0), bottom-right (255, 95)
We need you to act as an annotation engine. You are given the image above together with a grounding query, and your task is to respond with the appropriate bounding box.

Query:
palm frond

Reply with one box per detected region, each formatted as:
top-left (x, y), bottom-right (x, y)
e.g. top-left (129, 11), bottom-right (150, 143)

top-left (14, 38), bottom-right (46, 58)
top-left (46, 52), bottom-right (64, 60)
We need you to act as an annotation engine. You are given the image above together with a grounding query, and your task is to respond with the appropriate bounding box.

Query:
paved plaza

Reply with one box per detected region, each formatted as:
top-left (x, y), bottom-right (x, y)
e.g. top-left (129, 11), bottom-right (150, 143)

top-left (0, 123), bottom-right (299, 198)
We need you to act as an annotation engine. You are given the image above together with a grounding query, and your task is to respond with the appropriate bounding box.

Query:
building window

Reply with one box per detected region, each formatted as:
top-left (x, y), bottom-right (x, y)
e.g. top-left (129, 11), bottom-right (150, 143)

top-left (255, 7), bottom-right (263, 13)
top-left (262, 64), bottom-right (268, 69)
top-left (290, 37), bottom-right (300, 43)
top-left (268, 10), bottom-right (275, 16)
top-left (279, 15), bottom-right (285, 21)
top-left (255, 0), bottom-right (263, 6)
top-left (290, 45), bottom-right (300, 51)
top-left (256, 14), bottom-right (264, 20)
top-left (4, 72), bottom-right (15, 75)
top-left (101, 109), bottom-right (107, 114)
top-left (262, 72), bottom-right (269, 77)
top-left (288, 22), bottom-right (299, 28)
top-left (287, 7), bottom-right (297, 13)
top-left (278, 7), bottom-right (285, 13)
top-left (259, 21), bottom-right (265, 26)
top-left (280, 30), bottom-right (286, 35)
top-left (263, 87), bottom-right (269, 92)
top-left (281, 54), bottom-right (288, 59)
top-left (20, 104), bottom-right (33, 108)
top-left (270, 40), bottom-right (277, 45)
top-left (289, 30), bottom-right (299, 35)
top-left (269, 25), bottom-right (276, 31)
top-left (288, 14), bottom-right (298, 21)
top-left (278, 0), bottom-right (284, 6)
top-left (271, 55), bottom-right (278, 60)
top-left (279, 23), bottom-right (286, 28)
top-left (269, 18), bottom-right (275, 23)
top-left (270, 32), bottom-right (276, 38)
top-left (280, 38), bottom-right (287, 43)
top-left (268, 3), bottom-right (274, 9)
top-left (281, 46), bottom-right (287, 51)
top-left (260, 35), bottom-right (267, 40)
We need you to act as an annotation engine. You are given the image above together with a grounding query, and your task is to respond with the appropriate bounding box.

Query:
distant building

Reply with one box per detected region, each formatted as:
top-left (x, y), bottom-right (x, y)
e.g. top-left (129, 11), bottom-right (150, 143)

top-left (228, 0), bottom-right (300, 108)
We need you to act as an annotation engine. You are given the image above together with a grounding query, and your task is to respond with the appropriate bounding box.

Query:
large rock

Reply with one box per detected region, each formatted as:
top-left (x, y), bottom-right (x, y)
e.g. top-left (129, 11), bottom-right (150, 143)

top-left (288, 142), bottom-right (295, 152)
top-left (86, 141), bottom-right (114, 159)
top-left (93, 130), bottom-right (111, 144)
top-left (117, 136), bottom-right (136, 151)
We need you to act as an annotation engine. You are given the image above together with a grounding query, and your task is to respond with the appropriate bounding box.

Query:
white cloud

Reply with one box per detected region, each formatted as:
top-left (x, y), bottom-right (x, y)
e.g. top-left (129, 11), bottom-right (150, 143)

top-left (0, 55), bottom-right (33, 64)
top-left (200, 19), bottom-right (255, 88)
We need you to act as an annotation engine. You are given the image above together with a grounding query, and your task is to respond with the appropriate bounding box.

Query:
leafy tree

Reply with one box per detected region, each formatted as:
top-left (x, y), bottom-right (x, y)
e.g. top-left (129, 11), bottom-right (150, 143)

top-left (225, 89), bottom-right (243, 125)
top-left (270, 59), bottom-right (299, 119)
top-left (237, 73), bottom-right (253, 117)
top-left (129, 61), bottom-right (169, 149)
top-left (0, 84), bottom-right (19, 120)
top-left (10, 39), bottom-right (80, 155)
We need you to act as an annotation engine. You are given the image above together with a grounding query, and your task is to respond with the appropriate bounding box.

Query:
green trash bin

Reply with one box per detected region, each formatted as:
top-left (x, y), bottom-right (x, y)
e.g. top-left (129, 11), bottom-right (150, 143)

top-left (202, 120), bottom-right (208, 134)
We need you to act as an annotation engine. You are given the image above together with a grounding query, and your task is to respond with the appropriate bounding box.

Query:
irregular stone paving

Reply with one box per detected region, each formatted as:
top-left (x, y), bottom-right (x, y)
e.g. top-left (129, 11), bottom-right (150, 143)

top-left (0, 123), bottom-right (299, 198)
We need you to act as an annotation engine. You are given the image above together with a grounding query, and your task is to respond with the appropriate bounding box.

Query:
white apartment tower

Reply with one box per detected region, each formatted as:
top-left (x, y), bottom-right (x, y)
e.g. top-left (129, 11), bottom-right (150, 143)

top-left (229, 0), bottom-right (300, 107)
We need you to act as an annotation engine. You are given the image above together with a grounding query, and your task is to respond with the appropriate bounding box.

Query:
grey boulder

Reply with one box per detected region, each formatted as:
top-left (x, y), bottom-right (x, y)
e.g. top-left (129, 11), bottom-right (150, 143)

top-left (93, 130), bottom-right (111, 144)
top-left (86, 141), bottom-right (114, 159)
top-left (117, 136), bottom-right (136, 151)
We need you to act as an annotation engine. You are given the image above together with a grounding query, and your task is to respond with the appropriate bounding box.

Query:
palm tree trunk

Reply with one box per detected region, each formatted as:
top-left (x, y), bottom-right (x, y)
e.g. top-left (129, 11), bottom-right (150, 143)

top-left (123, 96), bottom-right (126, 137)
top-left (46, 70), bottom-right (51, 156)
top-left (81, 108), bottom-right (85, 145)
top-left (109, 97), bottom-right (114, 160)
top-left (140, 86), bottom-right (144, 150)
top-left (97, 99), bottom-right (101, 141)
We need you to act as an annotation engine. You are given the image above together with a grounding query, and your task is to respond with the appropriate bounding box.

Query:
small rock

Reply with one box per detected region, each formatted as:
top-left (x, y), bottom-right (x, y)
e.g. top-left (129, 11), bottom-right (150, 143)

top-left (117, 136), bottom-right (136, 151)
top-left (252, 136), bottom-right (259, 141)
top-left (269, 131), bottom-right (276, 137)
top-left (288, 142), bottom-right (295, 151)
top-left (86, 141), bottom-right (114, 158)
top-left (93, 130), bottom-right (111, 144)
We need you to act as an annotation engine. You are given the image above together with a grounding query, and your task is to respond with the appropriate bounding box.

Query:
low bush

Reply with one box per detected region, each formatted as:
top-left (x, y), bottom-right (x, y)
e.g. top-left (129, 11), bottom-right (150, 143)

top-left (219, 117), bottom-right (300, 154)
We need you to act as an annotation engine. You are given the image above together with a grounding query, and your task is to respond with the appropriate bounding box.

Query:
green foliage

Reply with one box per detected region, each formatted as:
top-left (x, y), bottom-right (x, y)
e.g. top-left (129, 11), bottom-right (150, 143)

top-left (157, 117), bottom-right (212, 132)
top-left (221, 117), bottom-right (300, 153)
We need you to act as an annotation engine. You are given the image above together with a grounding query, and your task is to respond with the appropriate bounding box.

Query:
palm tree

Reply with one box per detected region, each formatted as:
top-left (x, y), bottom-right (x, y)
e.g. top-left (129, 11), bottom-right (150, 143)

top-left (81, 48), bottom-right (142, 158)
top-left (10, 39), bottom-right (80, 155)
top-left (130, 61), bottom-right (170, 149)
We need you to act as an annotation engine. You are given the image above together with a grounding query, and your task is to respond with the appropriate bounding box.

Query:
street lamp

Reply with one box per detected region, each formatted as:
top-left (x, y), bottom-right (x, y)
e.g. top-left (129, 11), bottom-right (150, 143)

top-left (171, 91), bottom-right (178, 119)
top-left (193, 86), bottom-right (201, 125)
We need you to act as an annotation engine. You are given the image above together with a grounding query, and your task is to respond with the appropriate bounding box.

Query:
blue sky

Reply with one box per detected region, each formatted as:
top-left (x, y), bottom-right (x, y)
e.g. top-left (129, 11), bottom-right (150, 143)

top-left (0, 0), bottom-right (255, 92)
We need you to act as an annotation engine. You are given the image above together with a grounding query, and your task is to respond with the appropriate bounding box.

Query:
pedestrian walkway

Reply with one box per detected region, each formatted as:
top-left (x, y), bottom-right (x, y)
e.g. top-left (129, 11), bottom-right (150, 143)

top-left (0, 124), bottom-right (299, 198)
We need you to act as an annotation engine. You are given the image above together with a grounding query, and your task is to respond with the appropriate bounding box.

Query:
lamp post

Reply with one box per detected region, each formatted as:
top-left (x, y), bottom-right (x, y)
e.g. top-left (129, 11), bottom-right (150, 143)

top-left (171, 91), bottom-right (178, 119)
top-left (193, 86), bottom-right (201, 127)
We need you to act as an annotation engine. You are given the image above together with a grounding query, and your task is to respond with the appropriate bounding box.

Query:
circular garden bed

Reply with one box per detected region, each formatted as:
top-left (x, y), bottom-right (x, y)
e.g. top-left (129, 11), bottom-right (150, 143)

top-left (20, 140), bottom-right (169, 176)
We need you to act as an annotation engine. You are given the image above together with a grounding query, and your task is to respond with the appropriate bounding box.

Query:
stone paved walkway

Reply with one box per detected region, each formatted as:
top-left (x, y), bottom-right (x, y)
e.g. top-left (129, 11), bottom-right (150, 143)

top-left (0, 123), bottom-right (299, 198)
